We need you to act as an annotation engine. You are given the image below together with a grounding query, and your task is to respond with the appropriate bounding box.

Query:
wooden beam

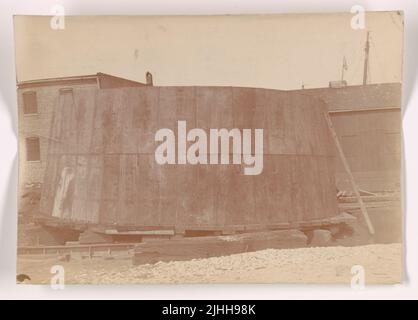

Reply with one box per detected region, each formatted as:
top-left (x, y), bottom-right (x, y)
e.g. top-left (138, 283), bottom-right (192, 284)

top-left (358, 188), bottom-right (378, 196)
top-left (338, 194), bottom-right (399, 203)
top-left (133, 230), bottom-right (308, 265)
top-left (324, 112), bottom-right (375, 235)
top-left (328, 106), bottom-right (400, 114)
top-left (104, 229), bottom-right (175, 236)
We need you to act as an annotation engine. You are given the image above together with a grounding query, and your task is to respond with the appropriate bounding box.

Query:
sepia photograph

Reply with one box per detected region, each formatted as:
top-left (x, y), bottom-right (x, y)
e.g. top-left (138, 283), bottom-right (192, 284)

top-left (13, 12), bottom-right (403, 285)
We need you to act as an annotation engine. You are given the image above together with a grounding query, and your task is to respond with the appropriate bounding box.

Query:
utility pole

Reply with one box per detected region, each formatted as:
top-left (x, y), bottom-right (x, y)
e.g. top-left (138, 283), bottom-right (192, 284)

top-left (363, 31), bottom-right (370, 85)
top-left (341, 56), bottom-right (348, 82)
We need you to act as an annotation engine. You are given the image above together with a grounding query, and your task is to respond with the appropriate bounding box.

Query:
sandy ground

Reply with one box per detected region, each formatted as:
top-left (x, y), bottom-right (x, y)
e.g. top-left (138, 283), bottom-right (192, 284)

top-left (16, 243), bottom-right (402, 285)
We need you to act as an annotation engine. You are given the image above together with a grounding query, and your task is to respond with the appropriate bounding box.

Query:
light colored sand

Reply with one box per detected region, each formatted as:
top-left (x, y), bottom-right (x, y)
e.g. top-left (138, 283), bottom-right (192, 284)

top-left (17, 243), bottom-right (403, 285)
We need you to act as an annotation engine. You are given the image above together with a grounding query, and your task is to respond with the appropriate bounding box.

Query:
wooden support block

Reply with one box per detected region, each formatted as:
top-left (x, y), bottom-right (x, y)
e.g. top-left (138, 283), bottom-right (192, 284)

top-left (299, 219), bottom-right (324, 228)
top-left (175, 228), bottom-right (186, 235)
top-left (104, 229), bottom-right (175, 236)
top-left (329, 212), bottom-right (357, 225)
top-left (221, 229), bottom-right (237, 236)
top-left (79, 230), bottom-right (113, 245)
top-left (133, 230), bottom-right (308, 265)
top-left (141, 235), bottom-right (171, 242)
top-left (244, 224), bottom-right (268, 232)
top-left (267, 223), bottom-right (291, 230)
top-left (170, 234), bottom-right (185, 240)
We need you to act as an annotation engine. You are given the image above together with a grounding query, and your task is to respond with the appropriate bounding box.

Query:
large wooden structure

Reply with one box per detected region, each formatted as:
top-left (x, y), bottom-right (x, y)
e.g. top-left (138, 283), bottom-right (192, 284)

top-left (39, 86), bottom-right (338, 233)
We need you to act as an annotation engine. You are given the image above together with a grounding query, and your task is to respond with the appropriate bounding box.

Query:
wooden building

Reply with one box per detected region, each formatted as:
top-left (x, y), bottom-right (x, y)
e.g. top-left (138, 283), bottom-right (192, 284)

top-left (297, 83), bottom-right (402, 192)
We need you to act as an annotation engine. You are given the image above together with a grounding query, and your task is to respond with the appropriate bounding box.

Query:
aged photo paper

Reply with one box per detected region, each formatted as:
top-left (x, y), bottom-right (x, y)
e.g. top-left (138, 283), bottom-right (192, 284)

top-left (14, 12), bottom-right (403, 284)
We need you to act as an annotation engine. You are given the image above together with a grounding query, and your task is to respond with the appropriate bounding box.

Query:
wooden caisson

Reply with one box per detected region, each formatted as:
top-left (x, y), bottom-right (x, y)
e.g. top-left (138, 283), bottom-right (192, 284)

top-left (39, 86), bottom-right (337, 233)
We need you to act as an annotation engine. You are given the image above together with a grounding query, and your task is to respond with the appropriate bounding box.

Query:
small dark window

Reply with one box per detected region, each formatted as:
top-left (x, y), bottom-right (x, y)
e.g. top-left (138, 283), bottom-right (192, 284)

top-left (59, 87), bottom-right (73, 94)
top-left (23, 91), bottom-right (38, 114)
top-left (26, 137), bottom-right (40, 161)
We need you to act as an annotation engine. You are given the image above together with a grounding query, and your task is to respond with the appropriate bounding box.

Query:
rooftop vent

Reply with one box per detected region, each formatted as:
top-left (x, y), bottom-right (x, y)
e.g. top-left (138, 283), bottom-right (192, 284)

top-left (329, 80), bottom-right (347, 89)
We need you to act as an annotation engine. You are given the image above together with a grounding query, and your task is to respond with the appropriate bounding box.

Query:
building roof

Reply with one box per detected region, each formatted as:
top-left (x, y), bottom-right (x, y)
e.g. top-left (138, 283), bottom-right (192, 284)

top-left (17, 72), bottom-right (146, 89)
top-left (17, 74), bottom-right (401, 113)
top-left (294, 83), bottom-right (402, 112)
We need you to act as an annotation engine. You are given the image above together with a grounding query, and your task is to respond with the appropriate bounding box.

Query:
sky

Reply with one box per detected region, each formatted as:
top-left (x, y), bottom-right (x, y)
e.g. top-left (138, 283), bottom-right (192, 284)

top-left (13, 12), bottom-right (403, 90)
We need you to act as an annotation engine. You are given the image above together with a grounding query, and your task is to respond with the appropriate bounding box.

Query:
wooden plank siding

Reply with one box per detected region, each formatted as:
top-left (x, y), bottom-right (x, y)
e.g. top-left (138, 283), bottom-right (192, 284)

top-left (296, 83), bottom-right (402, 192)
top-left (40, 86), bottom-right (337, 229)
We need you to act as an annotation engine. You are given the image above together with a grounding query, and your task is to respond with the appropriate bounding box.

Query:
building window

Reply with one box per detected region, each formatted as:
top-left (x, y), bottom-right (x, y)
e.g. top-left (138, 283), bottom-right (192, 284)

top-left (23, 91), bottom-right (38, 114)
top-left (59, 87), bottom-right (73, 94)
top-left (26, 137), bottom-right (40, 162)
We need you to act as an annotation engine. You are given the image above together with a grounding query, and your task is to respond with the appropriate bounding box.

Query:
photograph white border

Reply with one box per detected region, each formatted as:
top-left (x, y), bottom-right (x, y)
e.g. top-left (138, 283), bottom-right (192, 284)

top-left (0, 0), bottom-right (417, 300)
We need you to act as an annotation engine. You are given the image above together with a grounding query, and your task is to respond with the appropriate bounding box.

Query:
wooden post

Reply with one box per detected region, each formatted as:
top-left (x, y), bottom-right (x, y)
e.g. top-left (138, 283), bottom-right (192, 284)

top-left (324, 112), bottom-right (375, 235)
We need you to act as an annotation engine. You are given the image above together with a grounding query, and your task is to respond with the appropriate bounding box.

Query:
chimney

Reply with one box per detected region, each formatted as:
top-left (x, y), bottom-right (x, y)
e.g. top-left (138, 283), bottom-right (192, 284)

top-left (146, 71), bottom-right (153, 86)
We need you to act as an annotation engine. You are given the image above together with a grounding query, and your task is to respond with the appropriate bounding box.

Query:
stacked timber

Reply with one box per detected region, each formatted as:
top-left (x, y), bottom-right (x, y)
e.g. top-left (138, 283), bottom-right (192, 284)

top-left (133, 229), bottom-right (308, 265)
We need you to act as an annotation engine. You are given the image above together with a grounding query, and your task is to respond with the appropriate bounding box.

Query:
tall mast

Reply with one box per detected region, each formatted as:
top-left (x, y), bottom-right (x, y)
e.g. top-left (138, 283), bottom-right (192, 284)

top-left (363, 31), bottom-right (370, 85)
top-left (341, 56), bottom-right (347, 82)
